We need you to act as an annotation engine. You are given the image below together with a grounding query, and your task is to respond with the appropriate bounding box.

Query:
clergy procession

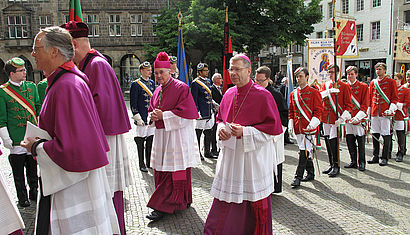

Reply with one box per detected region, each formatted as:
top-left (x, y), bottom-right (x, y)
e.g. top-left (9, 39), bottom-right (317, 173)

top-left (0, 10), bottom-right (409, 235)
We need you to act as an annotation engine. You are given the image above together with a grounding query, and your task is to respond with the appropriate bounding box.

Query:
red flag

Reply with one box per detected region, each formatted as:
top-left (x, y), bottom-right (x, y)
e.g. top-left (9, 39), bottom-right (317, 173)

top-left (69, 0), bottom-right (83, 22)
top-left (222, 7), bottom-right (233, 94)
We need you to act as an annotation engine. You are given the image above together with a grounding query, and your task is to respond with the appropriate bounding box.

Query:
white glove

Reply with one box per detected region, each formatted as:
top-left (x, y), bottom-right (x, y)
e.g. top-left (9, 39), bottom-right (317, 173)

top-left (383, 103), bottom-right (397, 116)
top-left (288, 119), bottom-right (294, 136)
top-left (335, 118), bottom-right (345, 126)
top-left (350, 110), bottom-right (366, 124)
top-left (306, 117), bottom-right (320, 130)
top-left (0, 127), bottom-right (13, 149)
top-left (329, 88), bottom-right (340, 94)
top-left (397, 103), bottom-right (404, 111)
top-left (320, 90), bottom-right (330, 99)
top-left (132, 113), bottom-right (145, 126)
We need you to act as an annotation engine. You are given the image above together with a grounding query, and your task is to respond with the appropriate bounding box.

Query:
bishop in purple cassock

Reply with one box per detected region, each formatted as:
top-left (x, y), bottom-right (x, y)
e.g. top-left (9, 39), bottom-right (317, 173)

top-left (22, 26), bottom-right (119, 234)
top-left (203, 54), bottom-right (282, 235)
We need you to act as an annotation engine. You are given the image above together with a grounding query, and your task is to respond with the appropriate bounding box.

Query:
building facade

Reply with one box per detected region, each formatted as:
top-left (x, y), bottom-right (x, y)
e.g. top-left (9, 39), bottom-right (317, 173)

top-left (0, 0), bottom-right (168, 89)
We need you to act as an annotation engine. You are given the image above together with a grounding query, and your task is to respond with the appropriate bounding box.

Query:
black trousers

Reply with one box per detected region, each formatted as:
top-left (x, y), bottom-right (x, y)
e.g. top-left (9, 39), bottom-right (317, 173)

top-left (36, 178), bottom-right (51, 235)
top-left (8, 153), bottom-right (38, 202)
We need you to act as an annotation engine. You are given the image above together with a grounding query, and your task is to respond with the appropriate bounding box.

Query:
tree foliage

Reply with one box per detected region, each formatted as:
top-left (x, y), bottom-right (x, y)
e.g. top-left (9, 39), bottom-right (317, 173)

top-left (145, 0), bottom-right (322, 70)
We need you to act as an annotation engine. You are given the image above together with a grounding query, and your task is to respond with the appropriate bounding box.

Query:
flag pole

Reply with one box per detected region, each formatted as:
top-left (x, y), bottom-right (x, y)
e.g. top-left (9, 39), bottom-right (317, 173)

top-left (332, 0), bottom-right (340, 167)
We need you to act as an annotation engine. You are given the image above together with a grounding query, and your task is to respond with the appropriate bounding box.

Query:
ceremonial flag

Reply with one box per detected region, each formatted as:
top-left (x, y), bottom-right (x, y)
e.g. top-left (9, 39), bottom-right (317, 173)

top-left (222, 7), bottom-right (233, 94)
top-left (69, 0), bottom-right (83, 22)
top-left (177, 12), bottom-right (189, 85)
top-left (286, 55), bottom-right (294, 108)
top-left (335, 19), bottom-right (358, 58)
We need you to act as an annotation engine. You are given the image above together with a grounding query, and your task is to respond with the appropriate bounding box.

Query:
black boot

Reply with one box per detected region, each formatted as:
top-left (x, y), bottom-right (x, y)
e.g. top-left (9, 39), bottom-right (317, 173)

top-left (368, 133), bottom-right (380, 164)
top-left (322, 136), bottom-right (333, 174)
top-left (273, 163), bottom-right (283, 193)
top-left (380, 135), bottom-right (391, 166)
top-left (9, 154), bottom-right (30, 207)
top-left (357, 135), bottom-right (366, 171)
top-left (345, 134), bottom-right (358, 168)
top-left (210, 122), bottom-right (219, 155)
top-left (328, 138), bottom-right (340, 177)
top-left (204, 129), bottom-right (216, 158)
top-left (396, 130), bottom-right (405, 162)
top-left (145, 135), bottom-right (153, 168)
top-left (146, 210), bottom-right (165, 221)
top-left (196, 129), bottom-right (204, 160)
top-left (284, 130), bottom-right (294, 144)
top-left (294, 150), bottom-right (308, 181)
top-left (26, 155), bottom-right (38, 201)
top-left (302, 154), bottom-right (315, 182)
top-left (134, 137), bottom-right (147, 172)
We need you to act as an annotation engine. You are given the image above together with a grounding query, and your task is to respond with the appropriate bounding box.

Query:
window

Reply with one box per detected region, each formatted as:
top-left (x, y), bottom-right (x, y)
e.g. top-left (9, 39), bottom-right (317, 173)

top-left (356, 0), bottom-right (364, 11)
top-left (295, 45), bottom-right (302, 53)
top-left (109, 14), bottom-right (121, 37)
top-left (130, 14), bottom-right (142, 37)
top-left (317, 32), bottom-right (323, 38)
top-left (319, 5), bottom-right (323, 16)
top-left (372, 0), bottom-right (381, 7)
top-left (8, 0), bottom-right (28, 2)
top-left (328, 29), bottom-right (334, 38)
top-left (371, 21), bottom-right (380, 40)
top-left (342, 0), bottom-right (349, 14)
top-left (281, 47), bottom-right (287, 54)
top-left (356, 24), bottom-right (363, 41)
top-left (8, 16), bottom-right (28, 39)
top-left (152, 14), bottom-right (159, 36)
top-left (328, 2), bottom-right (333, 19)
top-left (406, 10), bottom-right (410, 24)
top-left (86, 14), bottom-right (99, 37)
top-left (64, 15), bottom-right (70, 23)
top-left (39, 16), bottom-right (52, 28)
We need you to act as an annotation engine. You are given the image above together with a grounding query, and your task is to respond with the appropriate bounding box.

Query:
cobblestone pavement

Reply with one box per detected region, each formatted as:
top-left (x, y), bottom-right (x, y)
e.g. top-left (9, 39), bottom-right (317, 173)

top-left (1, 107), bottom-right (409, 234)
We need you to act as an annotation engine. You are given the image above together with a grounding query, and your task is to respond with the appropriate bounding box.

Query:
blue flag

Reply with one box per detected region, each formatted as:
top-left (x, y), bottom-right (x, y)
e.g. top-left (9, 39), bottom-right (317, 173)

top-left (177, 28), bottom-right (189, 85)
top-left (285, 55), bottom-right (294, 108)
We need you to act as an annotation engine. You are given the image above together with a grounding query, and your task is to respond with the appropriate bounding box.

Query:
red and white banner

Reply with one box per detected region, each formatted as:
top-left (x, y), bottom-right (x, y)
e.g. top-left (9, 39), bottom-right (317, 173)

top-left (335, 19), bottom-right (358, 58)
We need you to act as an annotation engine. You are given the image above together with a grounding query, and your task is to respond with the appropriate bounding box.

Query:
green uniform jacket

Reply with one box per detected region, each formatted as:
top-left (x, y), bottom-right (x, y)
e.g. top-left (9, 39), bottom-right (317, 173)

top-left (0, 81), bottom-right (41, 146)
top-left (37, 79), bottom-right (48, 107)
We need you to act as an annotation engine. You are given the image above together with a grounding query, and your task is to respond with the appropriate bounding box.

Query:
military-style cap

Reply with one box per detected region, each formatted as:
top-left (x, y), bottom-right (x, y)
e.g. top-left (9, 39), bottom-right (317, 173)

top-left (139, 61), bottom-right (151, 69)
top-left (346, 65), bottom-right (356, 73)
top-left (60, 20), bottom-right (89, 39)
top-left (328, 64), bottom-right (336, 70)
top-left (406, 70), bottom-right (410, 75)
top-left (374, 62), bottom-right (387, 69)
top-left (169, 56), bottom-right (177, 64)
top-left (11, 57), bottom-right (25, 68)
top-left (294, 67), bottom-right (304, 76)
top-left (197, 63), bottom-right (208, 71)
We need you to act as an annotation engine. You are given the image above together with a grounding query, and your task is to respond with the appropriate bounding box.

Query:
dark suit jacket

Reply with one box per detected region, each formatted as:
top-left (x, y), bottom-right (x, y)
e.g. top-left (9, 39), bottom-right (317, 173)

top-left (266, 84), bottom-right (288, 127)
top-left (211, 84), bottom-right (223, 104)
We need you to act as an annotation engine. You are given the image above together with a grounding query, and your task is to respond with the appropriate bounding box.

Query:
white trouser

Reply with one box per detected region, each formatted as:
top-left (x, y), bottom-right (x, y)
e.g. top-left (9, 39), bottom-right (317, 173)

top-left (371, 116), bottom-right (391, 136)
top-left (322, 123), bottom-right (338, 139)
top-left (345, 123), bottom-right (365, 136)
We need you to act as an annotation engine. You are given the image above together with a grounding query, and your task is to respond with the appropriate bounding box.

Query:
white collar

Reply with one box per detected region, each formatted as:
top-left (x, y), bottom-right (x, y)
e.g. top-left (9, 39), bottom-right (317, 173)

top-left (9, 80), bottom-right (23, 87)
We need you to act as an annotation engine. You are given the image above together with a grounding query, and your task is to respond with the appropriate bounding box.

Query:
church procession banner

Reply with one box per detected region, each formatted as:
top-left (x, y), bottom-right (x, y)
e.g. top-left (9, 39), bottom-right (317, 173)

top-left (307, 39), bottom-right (335, 85)
top-left (394, 30), bottom-right (410, 62)
top-left (334, 19), bottom-right (358, 58)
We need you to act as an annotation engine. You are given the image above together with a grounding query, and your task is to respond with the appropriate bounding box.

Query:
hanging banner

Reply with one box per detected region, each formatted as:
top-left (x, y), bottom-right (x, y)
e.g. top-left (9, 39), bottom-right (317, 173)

top-left (394, 30), bottom-right (410, 61)
top-left (308, 39), bottom-right (334, 85)
top-left (335, 19), bottom-right (358, 58)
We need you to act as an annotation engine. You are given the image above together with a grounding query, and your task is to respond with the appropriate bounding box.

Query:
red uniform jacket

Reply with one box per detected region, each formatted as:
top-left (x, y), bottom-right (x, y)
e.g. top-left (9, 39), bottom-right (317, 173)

top-left (349, 80), bottom-right (369, 117)
top-left (289, 85), bottom-right (323, 135)
top-left (369, 76), bottom-right (399, 117)
top-left (321, 80), bottom-right (353, 124)
top-left (394, 84), bottom-right (410, 121)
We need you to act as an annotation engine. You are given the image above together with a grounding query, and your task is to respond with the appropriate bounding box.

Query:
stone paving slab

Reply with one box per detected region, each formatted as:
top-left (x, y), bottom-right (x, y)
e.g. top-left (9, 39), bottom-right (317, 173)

top-left (1, 108), bottom-right (409, 234)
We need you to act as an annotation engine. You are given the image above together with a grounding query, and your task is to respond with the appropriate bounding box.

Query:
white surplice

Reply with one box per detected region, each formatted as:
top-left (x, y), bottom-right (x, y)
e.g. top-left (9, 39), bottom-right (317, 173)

top-left (0, 171), bottom-right (25, 234)
top-left (35, 144), bottom-right (120, 235)
top-left (150, 111), bottom-right (201, 172)
top-left (210, 123), bottom-right (276, 203)
top-left (105, 134), bottom-right (133, 195)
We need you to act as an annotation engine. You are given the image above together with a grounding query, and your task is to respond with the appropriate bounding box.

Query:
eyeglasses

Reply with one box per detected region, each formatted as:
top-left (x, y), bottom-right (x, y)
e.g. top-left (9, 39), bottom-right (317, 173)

top-left (228, 67), bottom-right (247, 73)
top-left (255, 78), bottom-right (268, 83)
top-left (15, 68), bottom-right (26, 73)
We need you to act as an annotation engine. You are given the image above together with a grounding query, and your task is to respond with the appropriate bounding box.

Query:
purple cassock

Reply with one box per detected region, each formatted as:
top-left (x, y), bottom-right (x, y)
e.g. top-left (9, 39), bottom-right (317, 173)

top-left (78, 49), bottom-right (131, 135)
top-left (147, 78), bottom-right (198, 214)
top-left (204, 80), bottom-right (281, 235)
top-left (40, 61), bottom-right (109, 172)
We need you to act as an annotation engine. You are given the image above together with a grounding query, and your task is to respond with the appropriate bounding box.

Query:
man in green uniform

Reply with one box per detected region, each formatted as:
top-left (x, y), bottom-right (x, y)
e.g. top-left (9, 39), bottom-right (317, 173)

top-left (0, 57), bottom-right (40, 207)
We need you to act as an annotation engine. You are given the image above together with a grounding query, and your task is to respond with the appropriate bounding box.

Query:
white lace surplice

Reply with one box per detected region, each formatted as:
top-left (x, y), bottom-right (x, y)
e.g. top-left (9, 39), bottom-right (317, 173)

top-left (150, 111), bottom-right (201, 172)
top-left (210, 123), bottom-right (276, 203)
top-left (36, 144), bottom-right (120, 235)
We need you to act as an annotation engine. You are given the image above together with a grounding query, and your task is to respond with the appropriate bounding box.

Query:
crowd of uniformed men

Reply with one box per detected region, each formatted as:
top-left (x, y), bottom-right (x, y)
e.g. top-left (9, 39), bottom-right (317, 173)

top-left (0, 19), bottom-right (408, 235)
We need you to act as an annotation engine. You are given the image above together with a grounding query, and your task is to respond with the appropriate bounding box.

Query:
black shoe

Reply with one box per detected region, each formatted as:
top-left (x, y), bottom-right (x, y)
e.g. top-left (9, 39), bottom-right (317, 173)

top-left (204, 152), bottom-right (217, 159)
top-left (328, 167), bottom-right (340, 177)
top-left (322, 166), bottom-right (332, 174)
top-left (367, 156), bottom-right (379, 164)
top-left (29, 190), bottom-right (38, 201)
top-left (187, 203), bottom-right (191, 209)
top-left (379, 159), bottom-right (388, 166)
top-left (18, 200), bottom-right (30, 207)
top-left (291, 178), bottom-right (301, 187)
top-left (146, 210), bottom-right (165, 221)
top-left (358, 163), bottom-right (366, 171)
top-left (344, 162), bottom-right (357, 169)
top-left (211, 151), bottom-right (219, 156)
top-left (284, 139), bottom-right (294, 145)
top-left (200, 155), bottom-right (204, 161)
top-left (301, 174), bottom-right (314, 182)
top-left (396, 153), bottom-right (403, 162)
top-left (140, 167), bottom-right (148, 172)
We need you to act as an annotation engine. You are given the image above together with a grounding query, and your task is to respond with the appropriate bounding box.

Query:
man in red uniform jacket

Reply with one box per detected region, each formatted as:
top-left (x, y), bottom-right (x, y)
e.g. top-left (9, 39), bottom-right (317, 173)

top-left (288, 67), bottom-right (323, 187)
top-left (320, 64), bottom-right (353, 177)
top-left (345, 66), bottom-right (369, 171)
top-left (367, 62), bottom-right (398, 166)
